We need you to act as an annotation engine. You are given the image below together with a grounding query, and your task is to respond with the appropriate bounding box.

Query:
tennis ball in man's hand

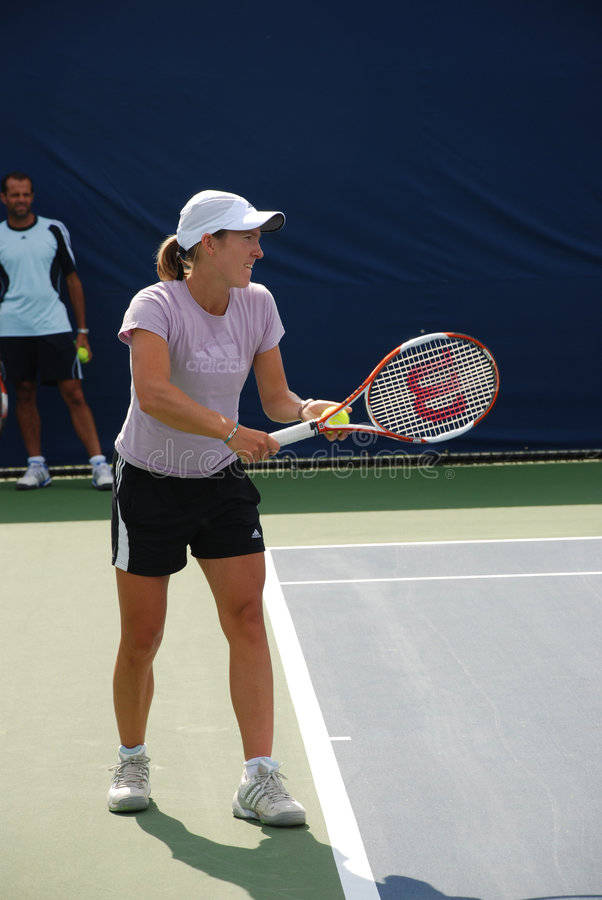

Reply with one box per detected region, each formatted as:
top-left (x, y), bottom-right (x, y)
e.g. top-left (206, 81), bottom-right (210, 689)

top-left (77, 346), bottom-right (90, 363)
top-left (322, 405), bottom-right (350, 426)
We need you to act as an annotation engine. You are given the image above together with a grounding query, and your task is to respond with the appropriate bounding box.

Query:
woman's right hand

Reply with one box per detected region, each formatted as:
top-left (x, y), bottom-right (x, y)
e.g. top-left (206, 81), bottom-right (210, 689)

top-left (228, 425), bottom-right (280, 462)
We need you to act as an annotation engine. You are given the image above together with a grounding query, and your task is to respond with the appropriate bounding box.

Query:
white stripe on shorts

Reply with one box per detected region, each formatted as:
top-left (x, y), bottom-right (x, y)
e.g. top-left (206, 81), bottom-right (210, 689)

top-left (113, 455), bottom-right (130, 571)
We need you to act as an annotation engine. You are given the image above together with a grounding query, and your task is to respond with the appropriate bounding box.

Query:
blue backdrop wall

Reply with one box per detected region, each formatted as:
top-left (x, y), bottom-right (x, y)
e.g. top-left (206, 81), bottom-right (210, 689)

top-left (1, 0), bottom-right (600, 464)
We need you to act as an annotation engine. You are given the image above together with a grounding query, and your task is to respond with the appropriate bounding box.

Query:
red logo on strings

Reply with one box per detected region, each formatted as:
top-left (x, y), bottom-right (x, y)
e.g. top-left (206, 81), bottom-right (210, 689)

top-left (407, 350), bottom-right (466, 422)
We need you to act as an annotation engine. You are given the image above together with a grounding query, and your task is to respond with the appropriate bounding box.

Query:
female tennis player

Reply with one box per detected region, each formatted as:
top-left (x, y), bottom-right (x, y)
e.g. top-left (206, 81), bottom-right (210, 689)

top-left (108, 189), bottom-right (346, 825)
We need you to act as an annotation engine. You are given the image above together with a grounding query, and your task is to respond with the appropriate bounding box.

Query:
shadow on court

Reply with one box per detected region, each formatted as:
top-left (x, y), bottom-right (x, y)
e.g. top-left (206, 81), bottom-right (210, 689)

top-left (132, 800), bottom-right (482, 899)
top-left (377, 893), bottom-right (601, 900)
top-left (375, 874), bottom-right (480, 899)
top-left (134, 800), bottom-right (343, 897)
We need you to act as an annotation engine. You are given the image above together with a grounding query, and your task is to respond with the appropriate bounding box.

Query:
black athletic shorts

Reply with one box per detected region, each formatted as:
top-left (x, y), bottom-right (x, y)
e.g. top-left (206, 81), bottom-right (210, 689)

top-left (0, 333), bottom-right (78, 385)
top-left (111, 452), bottom-right (265, 576)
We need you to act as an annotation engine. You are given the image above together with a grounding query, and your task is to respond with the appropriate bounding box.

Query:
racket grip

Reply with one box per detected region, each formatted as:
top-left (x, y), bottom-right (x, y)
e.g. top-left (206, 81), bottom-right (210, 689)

top-left (269, 420), bottom-right (317, 447)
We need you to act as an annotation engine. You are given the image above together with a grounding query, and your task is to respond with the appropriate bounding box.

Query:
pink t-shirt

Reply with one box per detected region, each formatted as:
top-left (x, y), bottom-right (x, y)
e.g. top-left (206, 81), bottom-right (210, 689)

top-left (115, 279), bottom-right (284, 477)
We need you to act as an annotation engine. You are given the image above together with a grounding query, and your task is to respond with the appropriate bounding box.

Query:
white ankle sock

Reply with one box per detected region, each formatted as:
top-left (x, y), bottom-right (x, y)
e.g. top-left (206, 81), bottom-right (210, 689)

top-left (244, 756), bottom-right (276, 778)
top-left (119, 743), bottom-right (145, 756)
top-left (89, 454), bottom-right (106, 466)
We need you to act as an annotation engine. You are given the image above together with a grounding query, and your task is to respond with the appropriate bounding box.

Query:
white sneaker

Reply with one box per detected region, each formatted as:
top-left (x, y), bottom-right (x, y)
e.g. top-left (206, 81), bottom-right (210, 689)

top-left (233, 758), bottom-right (306, 826)
top-left (107, 748), bottom-right (151, 812)
top-left (16, 460), bottom-right (51, 490)
top-left (91, 461), bottom-right (113, 490)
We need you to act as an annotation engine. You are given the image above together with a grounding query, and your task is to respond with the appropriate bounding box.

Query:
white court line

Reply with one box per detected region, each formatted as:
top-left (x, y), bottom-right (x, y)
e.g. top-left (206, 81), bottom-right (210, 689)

top-left (270, 535), bottom-right (602, 550)
top-left (280, 571), bottom-right (602, 586)
top-left (264, 551), bottom-right (379, 900)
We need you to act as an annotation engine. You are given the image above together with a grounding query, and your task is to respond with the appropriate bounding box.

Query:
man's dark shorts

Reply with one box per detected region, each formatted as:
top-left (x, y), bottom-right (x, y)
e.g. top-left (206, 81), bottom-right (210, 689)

top-left (0, 333), bottom-right (78, 385)
top-left (111, 453), bottom-right (265, 577)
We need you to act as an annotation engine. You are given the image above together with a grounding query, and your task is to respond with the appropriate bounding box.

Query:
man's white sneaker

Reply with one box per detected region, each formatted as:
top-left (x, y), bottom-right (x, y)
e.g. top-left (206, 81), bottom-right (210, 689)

top-left (107, 748), bottom-right (151, 812)
top-left (92, 461), bottom-right (113, 490)
top-left (16, 460), bottom-right (51, 490)
top-left (233, 758), bottom-right (306, 826)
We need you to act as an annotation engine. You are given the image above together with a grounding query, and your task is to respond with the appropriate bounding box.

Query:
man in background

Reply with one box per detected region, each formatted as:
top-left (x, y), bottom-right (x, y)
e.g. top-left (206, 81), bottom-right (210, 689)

top-left (0, 171), bottom-right (112, 489)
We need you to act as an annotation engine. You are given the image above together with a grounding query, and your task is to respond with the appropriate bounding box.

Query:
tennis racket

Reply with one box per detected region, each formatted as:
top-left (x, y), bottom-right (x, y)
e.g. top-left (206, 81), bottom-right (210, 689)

top-left (0, 358), bottom-right (8, 436)
top-left (270, 332), bottom-right (499, 447)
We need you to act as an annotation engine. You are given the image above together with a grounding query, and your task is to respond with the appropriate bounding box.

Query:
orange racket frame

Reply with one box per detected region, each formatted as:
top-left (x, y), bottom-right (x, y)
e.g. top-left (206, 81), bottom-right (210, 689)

top-left (269, 332), bottom-right (499, 447)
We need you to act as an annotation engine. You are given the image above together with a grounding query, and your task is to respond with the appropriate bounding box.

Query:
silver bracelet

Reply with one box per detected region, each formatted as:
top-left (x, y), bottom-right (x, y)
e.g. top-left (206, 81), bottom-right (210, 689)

top-left (298, 398), bottom-right (314, 420)
top-left (223, 423), bottom-right (239, 444)
top-left (77, 328), bottom-right (89, 334)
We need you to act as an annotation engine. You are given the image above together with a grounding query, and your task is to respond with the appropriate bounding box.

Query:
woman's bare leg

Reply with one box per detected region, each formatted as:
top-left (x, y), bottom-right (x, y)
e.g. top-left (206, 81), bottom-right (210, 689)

top-left (197, 553), bottom-right (272, 760)
top-left (113, 569), bottom-right (169, 747)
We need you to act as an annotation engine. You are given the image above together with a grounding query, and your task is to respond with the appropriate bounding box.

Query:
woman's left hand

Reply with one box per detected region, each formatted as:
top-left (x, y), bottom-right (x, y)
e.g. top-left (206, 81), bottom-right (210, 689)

top-left (301, 399), bottom-right (351, 442)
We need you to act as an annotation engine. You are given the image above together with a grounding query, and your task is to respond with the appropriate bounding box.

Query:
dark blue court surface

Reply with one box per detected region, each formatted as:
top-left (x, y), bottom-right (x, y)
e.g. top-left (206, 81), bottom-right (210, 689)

top-left (270, 538), bottom-right (602, 899)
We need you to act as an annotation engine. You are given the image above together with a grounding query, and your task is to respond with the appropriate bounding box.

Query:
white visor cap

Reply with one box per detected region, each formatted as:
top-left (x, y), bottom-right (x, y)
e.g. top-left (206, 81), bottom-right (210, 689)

top-left (176, 190), bottom-right (285, 251)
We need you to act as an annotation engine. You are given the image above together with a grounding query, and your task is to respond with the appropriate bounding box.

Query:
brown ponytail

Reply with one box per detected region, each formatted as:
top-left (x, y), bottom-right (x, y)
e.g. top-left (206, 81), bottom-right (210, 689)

top-left (156, 230), bottom-right (228, 281)
top-left (156, 235), bottom-right (186, 281)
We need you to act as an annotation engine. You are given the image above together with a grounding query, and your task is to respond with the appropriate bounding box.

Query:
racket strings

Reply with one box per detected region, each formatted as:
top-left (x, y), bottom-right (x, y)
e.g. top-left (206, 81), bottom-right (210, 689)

top-left (368, 337), bottom-right (497, 439)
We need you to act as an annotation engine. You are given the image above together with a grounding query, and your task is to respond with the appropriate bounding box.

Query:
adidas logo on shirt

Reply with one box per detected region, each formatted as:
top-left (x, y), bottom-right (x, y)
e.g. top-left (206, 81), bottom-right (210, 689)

top-left (186, 340), bottom-right (245, 374)
top-left (252, 529), bottom-right (262, 539)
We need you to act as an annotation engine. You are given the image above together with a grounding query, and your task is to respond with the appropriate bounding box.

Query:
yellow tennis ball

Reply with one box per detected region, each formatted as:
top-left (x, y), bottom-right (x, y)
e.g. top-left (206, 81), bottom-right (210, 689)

top-left (77, 346), bottom-right (90, 363)
top-left (323, 405), bottom-right (350, 426)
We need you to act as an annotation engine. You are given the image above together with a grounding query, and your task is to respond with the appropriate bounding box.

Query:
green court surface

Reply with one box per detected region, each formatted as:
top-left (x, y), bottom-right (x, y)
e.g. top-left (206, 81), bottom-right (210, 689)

top-left (1, 461), bottom-right (600, 899)
top-left (1, 526), bottom-right (343, 900)
top-left (0, 461), bottom-right (599, 543)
